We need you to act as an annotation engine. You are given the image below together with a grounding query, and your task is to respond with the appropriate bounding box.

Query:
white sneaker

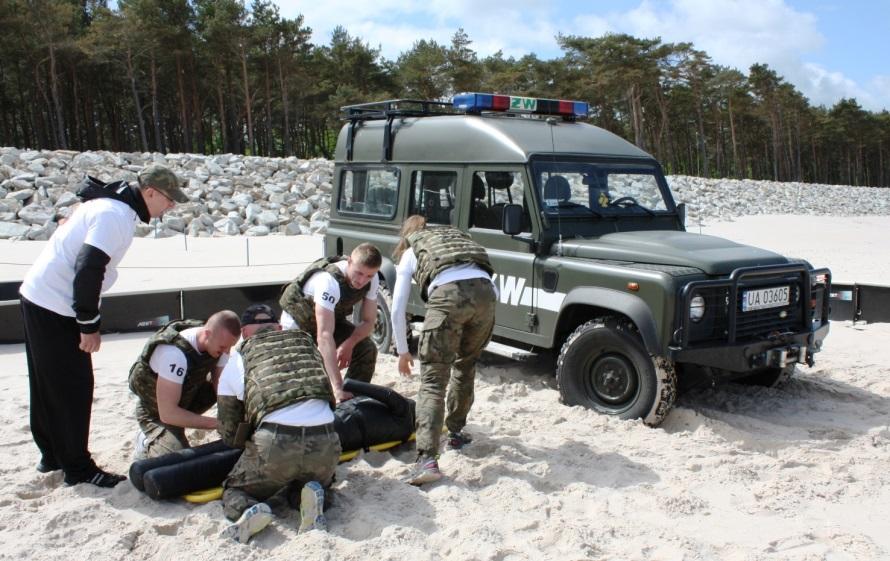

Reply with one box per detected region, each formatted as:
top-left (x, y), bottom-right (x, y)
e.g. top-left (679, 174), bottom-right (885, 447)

top-left (132, 430), bottom-right (147, 461)
top-left (221, 502), bottom-right (273, 544)
top-left (298, 481), bottom-right (327, 533)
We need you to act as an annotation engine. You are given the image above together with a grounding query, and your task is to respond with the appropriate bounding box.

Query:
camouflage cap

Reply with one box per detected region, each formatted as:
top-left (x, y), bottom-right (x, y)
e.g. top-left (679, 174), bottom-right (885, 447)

top-left (138, 164), bottom-right (188, 203)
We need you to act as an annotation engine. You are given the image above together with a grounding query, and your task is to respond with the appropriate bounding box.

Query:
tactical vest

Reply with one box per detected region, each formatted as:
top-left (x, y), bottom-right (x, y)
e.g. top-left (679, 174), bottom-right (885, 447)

top-left (241, 328), bottom-right (334, 430)
top-left (279, 256), bottom-right (371, 334)
top-left (128, 320), bottom-right (219, 419)
top-left (406, 227), bottom-right (494, 301)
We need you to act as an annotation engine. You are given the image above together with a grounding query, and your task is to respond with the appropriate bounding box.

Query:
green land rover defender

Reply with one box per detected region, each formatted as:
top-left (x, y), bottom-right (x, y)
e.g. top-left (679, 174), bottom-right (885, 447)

top-left (325, 93), bottom-right (831, 426)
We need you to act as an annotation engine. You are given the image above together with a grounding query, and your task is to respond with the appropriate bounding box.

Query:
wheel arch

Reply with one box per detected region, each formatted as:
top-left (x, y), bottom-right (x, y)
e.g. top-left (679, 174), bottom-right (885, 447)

top-left (556, 287), bottom-right (660, 354)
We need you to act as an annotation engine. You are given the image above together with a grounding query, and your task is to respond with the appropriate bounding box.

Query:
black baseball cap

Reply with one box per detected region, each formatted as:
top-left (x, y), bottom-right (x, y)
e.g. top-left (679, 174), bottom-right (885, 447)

top-left (241, 304), bottom-right (277, 325)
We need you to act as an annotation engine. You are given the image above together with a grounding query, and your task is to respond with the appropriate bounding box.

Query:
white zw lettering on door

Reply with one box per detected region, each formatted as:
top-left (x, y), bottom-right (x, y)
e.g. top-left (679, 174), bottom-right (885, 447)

top-left (491, 273), bottom-right (566, 312)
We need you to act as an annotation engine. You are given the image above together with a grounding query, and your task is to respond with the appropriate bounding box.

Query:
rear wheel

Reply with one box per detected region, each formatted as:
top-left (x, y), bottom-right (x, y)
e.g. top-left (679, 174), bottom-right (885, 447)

top-left (354, 286), bottom-right (393, 354)
top-left (556, 318), bottom-right (676, 426)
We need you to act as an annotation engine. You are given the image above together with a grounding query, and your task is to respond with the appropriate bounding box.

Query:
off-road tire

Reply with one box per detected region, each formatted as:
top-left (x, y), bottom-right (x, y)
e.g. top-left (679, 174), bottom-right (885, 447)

top-left (354, 286), bottom-right (394, 354)
top-left (556, 318), bottom-right (677, 426)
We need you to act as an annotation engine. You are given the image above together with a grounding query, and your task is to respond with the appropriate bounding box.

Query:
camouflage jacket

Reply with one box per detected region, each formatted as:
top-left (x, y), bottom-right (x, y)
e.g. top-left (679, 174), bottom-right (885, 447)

top-left (279, 256), bottom-right (371, 334)
top-left (407, 226), bottom-right (494, 301)
top-left (217, 328), bottom-right (334, 448)
top-left (129, 319), bottom-right (218, 420)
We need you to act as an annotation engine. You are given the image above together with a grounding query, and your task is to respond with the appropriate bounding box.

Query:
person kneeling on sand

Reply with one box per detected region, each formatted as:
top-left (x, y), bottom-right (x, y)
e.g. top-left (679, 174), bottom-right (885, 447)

top-left (129, 311), bottom-right (241, 459)
top-left (216, 319), bottom-right (341, 544)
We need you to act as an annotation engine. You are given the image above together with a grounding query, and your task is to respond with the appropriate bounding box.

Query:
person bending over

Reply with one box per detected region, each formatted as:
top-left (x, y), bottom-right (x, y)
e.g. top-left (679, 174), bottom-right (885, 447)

top-left (20, 164), bottom-right (186, 487)
top-left (129, 311), bottom-right (240, 459)
top-left (391, 215), bottom-right (497, 485)
top-left (279, 243), bottom-right (382, 401)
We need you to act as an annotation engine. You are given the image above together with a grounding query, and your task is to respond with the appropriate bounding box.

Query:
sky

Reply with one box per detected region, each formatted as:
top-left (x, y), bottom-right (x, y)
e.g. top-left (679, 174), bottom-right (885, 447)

top-left (274, 0), bottom-right (890, 112)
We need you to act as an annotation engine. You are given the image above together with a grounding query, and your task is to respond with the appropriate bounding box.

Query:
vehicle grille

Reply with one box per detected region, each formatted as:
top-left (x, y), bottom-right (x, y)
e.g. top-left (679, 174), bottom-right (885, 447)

top-left (734, 284), bottom-right (802, 340)
top-left (681, 268), bottom-right (817, 346)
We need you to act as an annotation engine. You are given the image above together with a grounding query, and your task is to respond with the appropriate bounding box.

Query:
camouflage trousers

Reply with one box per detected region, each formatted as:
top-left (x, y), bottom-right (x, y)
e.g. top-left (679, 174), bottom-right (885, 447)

top-left (134, 381), bottom-right (216, 460)
top-left (222, 422), bottom-right (341, 520)
top-left (416, 277), bottom-right (496, 457)
top-left (332, 318), bottom-right (377, 383)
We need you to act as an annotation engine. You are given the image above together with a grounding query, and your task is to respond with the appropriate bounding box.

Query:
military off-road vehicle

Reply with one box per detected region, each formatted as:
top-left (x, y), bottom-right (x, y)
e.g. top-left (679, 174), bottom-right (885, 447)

top-left (325, 93), bottom-right (831, 426)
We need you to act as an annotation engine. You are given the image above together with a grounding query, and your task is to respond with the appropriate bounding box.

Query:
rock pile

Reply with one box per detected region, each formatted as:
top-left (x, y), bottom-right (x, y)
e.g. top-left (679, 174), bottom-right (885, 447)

top-left (1, 147), bottom-right (889, 240)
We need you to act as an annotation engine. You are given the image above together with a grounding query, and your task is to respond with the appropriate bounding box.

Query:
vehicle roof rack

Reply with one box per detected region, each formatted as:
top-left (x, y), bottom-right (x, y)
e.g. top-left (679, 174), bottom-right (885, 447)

top-left (341, 99), bottom-right (456, 162)
top-left (340, 93), bottom-right (589, 161)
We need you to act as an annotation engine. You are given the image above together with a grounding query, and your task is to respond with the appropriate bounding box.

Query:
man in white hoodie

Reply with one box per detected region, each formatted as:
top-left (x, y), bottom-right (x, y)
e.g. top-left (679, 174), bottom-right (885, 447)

top-left (19, 165), bottom-right (185, 487)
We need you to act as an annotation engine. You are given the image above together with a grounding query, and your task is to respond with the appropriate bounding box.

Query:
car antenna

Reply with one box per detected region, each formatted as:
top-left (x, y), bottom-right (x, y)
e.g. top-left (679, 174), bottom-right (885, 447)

top-left (547, 116), bottom-right (563, 256)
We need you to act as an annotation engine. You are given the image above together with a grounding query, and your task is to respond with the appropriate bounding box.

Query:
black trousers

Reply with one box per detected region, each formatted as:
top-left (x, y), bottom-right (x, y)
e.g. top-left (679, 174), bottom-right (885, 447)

top-left (21, 297), bottom-right (97, 479)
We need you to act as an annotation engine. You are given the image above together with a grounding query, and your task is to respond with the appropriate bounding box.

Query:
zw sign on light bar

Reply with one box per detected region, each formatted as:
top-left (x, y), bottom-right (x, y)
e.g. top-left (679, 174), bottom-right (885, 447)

top-left (453, 93), bottom-right (589, 118)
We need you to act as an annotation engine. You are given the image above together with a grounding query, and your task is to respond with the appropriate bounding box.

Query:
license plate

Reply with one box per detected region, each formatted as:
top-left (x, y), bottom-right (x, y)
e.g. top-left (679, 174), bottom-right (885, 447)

top-left (742, 286), bottom-right (790, 312)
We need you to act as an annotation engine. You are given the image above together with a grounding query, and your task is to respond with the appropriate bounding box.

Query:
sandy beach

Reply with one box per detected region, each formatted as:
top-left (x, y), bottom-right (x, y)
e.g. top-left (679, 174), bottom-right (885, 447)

top-left (1, 215), bottom-right (889, 560)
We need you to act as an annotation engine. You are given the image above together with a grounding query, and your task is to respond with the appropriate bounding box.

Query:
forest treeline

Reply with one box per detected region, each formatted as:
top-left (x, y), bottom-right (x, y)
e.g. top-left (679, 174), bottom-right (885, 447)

top-left (1, 0), bottom-right (888, 187)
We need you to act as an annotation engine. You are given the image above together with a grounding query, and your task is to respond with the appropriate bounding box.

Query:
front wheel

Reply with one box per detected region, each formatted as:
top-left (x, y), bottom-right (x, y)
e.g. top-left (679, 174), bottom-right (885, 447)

top-left (556, 319), bottom-right (677, 426)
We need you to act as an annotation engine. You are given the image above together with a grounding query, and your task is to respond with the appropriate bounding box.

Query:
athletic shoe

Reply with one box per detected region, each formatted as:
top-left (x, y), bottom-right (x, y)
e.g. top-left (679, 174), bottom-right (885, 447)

top-left (445, 431), bottom-right (473, 451)
top-left (220, 502), bottom-right (273, 544)
top-left (298, 481), bottom-right (327, 533)
top-left (405, 456), bottom-right (443, 486)
top-left (64, 468), bottom-right (126, 488)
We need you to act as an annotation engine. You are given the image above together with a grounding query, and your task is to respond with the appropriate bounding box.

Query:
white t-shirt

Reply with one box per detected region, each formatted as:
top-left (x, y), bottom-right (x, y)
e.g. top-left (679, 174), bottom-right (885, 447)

top-left (391, 248), bottom-right (495, 355)
top-left (280, 260), bottom-right (379, 329)
top-left (149, 327), bottom-right (229, 385)
top-left (217, 351), bottom-right (334, 426)
top-left (19, 197), bottom-right (137, 317)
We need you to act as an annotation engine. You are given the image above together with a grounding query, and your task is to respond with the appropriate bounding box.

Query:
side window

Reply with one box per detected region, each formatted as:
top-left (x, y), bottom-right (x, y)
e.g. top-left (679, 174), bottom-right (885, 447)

top-left (470, 171), bottom-right (530, 232)
top-left (408, 171), bottom-right (457, 225)
top-left (338, 168), bottom-right (399, 218)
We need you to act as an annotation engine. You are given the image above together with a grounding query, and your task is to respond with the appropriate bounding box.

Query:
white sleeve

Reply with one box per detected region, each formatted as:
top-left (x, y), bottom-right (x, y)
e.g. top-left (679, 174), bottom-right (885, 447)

top-left (309, 273), bottom-right (340, 311)
top-left (392, 249), bottom-right (416, 355)
top-left (365, 274), bottom-right (379, 301)
top-left (280, 310), bottom-right (297, 330)
top-left (217, 353), bottom-right (245, 400)
top-left (149, 345), bottom-right (188, 385)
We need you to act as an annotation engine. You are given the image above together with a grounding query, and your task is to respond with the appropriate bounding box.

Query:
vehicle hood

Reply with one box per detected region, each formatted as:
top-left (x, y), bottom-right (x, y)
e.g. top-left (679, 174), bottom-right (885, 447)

top-left (556, 230), bottom-right (788, 275)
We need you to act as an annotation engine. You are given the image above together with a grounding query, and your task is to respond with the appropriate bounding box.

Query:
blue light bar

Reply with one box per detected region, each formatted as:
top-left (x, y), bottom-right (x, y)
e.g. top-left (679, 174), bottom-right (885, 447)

top-left (453, 92), bottom-right (589, 118)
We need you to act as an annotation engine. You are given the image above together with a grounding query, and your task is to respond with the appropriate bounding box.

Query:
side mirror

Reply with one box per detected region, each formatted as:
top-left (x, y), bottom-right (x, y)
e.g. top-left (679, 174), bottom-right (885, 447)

top-left (502, 204), bottom-right (523, 236)
top-left (676, 202), bottom-right (686, 228)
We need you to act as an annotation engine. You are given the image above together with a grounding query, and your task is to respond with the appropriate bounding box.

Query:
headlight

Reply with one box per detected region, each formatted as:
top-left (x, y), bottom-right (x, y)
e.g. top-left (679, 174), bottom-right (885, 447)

top-left (690, 295), bottom-right (706, 322)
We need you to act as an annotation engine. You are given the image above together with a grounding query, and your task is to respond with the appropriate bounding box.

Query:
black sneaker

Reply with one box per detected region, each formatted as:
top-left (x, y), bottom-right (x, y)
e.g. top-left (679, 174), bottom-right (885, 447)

top-left (445, 431), bottom-right (473, 451)
top-left (64, 468), bottom-right (126, 488)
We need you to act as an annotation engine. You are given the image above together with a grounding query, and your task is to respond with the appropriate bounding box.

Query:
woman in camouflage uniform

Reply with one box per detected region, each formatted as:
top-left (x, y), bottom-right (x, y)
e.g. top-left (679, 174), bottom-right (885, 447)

top-left (391, 215), bottom-right (497, 485)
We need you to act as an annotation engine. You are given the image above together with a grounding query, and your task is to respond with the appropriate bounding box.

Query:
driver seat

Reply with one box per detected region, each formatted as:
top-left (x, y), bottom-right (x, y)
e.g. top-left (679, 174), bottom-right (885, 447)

top-left (543, 175), bottom-right (571, 203)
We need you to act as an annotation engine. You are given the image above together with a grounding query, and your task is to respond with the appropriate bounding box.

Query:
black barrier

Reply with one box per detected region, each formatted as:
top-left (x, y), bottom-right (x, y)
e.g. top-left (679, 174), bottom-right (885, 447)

top-left (0, 282), bottom-right (20, 302)
top-left (181, 283), bottom-right (284, 323)
top-left (829, 284), bottom-right (858, 322)
top-left (0, 282), bottom-right (285, 343)
top-left (857, 284), bottom-right (890, 323)
top-left (1, 279), bottom-right (887, 345)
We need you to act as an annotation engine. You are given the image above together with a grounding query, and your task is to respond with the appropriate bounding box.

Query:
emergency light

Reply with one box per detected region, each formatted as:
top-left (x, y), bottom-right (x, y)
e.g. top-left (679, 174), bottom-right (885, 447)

top-left (452, 92), bottom-right (589, 118)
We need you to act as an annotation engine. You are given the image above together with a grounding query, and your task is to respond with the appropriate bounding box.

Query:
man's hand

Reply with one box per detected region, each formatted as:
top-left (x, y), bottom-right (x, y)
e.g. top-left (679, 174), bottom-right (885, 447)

top-left (398, 352), bottom-right (414, 378)
top-left (336, 340), bottom-right (356, 369)
top-left (79, 332), bottom-right (101, 353)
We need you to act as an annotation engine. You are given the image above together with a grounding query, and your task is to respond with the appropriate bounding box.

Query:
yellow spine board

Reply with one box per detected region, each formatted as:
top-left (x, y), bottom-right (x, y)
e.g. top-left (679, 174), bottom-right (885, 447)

top-left (181, 433), bottom-right (417, 504)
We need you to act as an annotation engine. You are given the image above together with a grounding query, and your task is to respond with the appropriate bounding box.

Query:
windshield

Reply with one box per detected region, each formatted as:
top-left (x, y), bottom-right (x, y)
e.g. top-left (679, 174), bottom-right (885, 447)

top-left (531, 160), bottom-right (671, 217)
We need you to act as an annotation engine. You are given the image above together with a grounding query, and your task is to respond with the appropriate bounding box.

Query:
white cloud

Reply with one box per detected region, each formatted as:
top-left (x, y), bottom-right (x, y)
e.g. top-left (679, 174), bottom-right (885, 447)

top-left (274, 0), bottom-right (889, 110)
